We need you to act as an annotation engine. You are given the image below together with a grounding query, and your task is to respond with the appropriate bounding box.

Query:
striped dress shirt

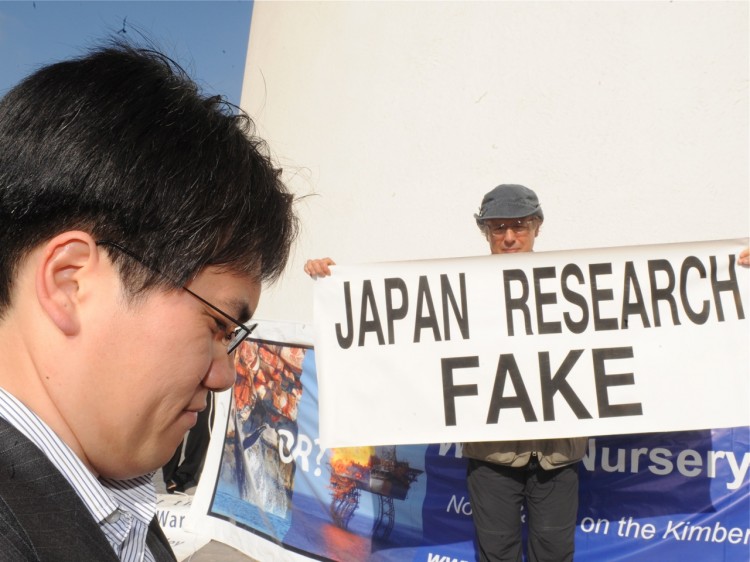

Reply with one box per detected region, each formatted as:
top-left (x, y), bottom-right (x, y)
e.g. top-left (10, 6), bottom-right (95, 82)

top-left (0, 388), bottom-right (159, 562)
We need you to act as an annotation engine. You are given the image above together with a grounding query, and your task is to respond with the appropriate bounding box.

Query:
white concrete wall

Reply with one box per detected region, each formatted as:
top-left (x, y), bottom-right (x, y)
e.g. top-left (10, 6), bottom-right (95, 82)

top-left (241, 1), bottom-right (748, 324)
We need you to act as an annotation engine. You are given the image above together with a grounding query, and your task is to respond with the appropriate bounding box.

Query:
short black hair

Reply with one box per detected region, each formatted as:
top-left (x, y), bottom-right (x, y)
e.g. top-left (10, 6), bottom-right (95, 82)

top-left (0, 41), bottom-right (297, 314)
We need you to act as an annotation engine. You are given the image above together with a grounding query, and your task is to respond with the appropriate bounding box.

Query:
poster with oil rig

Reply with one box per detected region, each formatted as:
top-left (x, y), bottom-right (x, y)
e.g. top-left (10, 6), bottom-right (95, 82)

top-left (189, 321), bottom-right (439, 561)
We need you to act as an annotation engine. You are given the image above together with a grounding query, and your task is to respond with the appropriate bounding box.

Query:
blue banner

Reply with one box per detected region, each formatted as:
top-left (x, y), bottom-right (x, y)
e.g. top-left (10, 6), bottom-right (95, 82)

top-left (201, 337), bottom-right (749, 561)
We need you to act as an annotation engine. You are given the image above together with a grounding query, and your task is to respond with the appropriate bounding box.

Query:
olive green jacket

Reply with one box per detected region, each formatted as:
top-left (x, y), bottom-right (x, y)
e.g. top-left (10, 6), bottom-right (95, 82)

top-left (463, 437), bottom-right (589, 470)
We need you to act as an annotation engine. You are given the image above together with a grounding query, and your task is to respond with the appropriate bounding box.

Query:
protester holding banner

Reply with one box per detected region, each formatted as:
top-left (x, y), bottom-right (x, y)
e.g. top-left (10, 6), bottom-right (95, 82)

top-left (305, 184), bottom-right (583, 562)
top-left (462, 185), bottom-right (585, 562)
top-left (305, 186), bottom-right (749, 562)
top-left (0, 42), bottom-right (297, 561)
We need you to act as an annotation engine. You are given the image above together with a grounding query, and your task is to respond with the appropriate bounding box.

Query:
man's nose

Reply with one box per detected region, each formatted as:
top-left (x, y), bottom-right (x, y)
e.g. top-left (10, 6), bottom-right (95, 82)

top-left (503, 229), bottom-right (517, 244)
top-left (203, 354), bottom-right (236, 392)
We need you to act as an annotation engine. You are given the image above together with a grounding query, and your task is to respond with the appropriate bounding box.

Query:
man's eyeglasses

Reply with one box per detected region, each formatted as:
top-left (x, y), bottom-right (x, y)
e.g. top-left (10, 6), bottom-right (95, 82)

top-left (96, 240), bottom-right (256, 355)
top-left (485, 218), bottom-right (537, 238)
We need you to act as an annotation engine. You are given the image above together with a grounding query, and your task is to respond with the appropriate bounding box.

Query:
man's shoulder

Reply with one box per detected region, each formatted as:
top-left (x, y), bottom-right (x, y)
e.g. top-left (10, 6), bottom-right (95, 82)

top-left (0, 494), bottom-right (38, 561)
top-left (0, 417), bottom-right (71, 516)
top-left (0, 419), bottom-right (119, 561)
top-left (0, 418), bottom-right (49, 476)
top-left (0, 420), bottom-right (52, 560)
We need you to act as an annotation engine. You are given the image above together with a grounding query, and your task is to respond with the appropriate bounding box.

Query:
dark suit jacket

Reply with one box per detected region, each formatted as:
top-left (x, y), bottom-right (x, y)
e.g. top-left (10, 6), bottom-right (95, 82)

top-left (0, 418), bottom-right (175, 562)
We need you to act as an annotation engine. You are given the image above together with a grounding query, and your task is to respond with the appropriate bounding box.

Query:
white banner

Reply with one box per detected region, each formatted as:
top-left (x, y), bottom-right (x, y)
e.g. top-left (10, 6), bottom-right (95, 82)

top-left (313, 239), bottom-right (750, 448)
top-left (156, 494), bottom-right (210, 561)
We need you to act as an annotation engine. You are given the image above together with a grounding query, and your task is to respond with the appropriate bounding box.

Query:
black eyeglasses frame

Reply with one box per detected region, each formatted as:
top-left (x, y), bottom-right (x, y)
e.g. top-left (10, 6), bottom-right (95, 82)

top-left (96, 240), bottom-right (256, 355)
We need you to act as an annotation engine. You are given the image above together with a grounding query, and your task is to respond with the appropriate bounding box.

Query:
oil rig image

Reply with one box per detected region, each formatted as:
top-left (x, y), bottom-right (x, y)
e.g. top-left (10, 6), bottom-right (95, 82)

top-left (328, 446), bottom-right (423, 540)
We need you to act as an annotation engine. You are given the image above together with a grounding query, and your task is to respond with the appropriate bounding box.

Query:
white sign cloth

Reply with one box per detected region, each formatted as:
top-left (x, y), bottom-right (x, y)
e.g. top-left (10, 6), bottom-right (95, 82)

top-left (313, 239), bottom-right (749, 448)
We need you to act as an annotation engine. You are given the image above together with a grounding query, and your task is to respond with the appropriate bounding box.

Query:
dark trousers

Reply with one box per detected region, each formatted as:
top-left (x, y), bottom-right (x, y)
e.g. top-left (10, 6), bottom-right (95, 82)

top-left (466, 457), bottom-right (579, 562)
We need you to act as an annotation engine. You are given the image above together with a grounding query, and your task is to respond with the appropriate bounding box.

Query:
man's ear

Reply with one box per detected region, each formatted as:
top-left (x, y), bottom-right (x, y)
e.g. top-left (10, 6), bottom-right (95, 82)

top-left (35, 232), bottom-right (100, 336)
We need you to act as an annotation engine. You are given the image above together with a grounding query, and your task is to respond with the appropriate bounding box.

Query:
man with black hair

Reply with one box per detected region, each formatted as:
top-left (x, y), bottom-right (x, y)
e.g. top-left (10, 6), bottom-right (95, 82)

top-left (0, 42), bottom-right (297, 561)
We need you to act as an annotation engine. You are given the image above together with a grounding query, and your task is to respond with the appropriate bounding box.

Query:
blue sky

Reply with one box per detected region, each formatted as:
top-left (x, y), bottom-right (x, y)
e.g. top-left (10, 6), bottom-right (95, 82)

top-left (0, 1), bottom-right (254, 103)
